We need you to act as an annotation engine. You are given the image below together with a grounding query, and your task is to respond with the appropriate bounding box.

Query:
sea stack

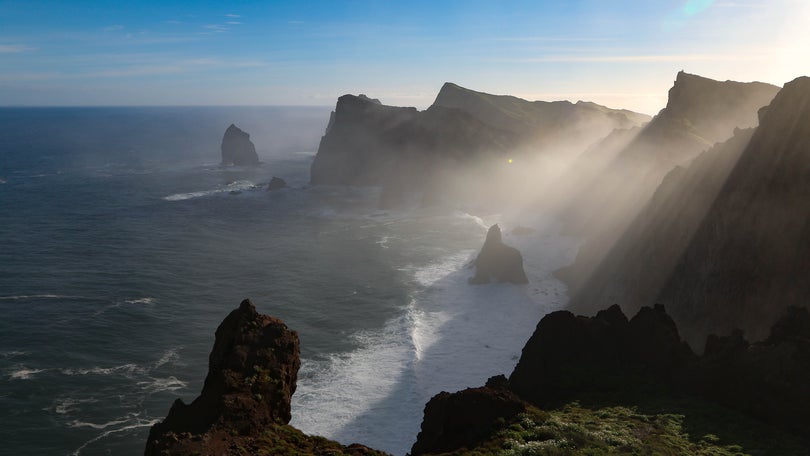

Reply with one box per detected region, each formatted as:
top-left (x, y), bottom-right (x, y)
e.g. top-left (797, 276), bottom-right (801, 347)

top-left (469, 224), bottom-right (529, 284)
top-left (267, 176), bottom-right (287, 191)
top-left (221, 124), bottom-right (259, 166)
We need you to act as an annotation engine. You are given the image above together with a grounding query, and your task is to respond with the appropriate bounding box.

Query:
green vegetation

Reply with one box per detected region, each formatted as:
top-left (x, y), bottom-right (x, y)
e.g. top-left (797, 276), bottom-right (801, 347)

top-left (427, 392), bottom-right (809, 456)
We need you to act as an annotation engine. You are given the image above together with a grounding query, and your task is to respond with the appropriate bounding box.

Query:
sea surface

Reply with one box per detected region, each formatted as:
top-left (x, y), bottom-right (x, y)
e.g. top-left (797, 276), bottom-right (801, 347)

top-left (0, 107), bottom-right (578, 455)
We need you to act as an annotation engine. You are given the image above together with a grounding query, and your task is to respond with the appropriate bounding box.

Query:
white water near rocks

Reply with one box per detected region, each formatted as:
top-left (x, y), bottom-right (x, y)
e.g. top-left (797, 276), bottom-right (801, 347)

top-left (0, 107), bottom-right (581, 455)
top-left (291, 213), bottom-right (578, 454)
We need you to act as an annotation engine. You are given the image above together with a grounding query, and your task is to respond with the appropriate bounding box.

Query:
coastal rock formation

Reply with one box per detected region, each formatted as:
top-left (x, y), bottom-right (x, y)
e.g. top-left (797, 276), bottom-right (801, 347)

top-left (145, 299), bottom-right (385, 456)
top-left (310, 84), bottom-right (649, 199)
top-left (509, 304), bottom-right (694, 406)
top-left (410, 375), bottom-right (525, 455)
top-left (556, 72), bottom-right (780, 300)
top-left (657, 76), bottom-right (810, 345)
top-left (266, 176), bottom-right (286, 191)
top-left (469, 224), bottom-right (528, 284)
top-left (567, 76), bottom-right (810, 349)
top-left (413, 304), bottom-right (810, 454)
top-left (221, 124), bottom-right (259, 166)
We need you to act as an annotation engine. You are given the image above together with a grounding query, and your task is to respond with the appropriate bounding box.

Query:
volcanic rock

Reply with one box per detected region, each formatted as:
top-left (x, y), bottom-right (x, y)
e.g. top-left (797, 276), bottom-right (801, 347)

top-left (221, 124), bottom-right (259, 166)
top-left (469, 224), bottom-right (528, 284)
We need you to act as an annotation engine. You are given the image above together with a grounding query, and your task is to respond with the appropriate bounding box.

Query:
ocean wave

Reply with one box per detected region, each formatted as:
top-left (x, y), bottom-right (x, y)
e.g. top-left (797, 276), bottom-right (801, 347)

top-left (163, 180), bottom-right (257, 201)
top-left (1, 350), bottom-right (27, 359)
top-left (61, 363), bottom-right (145, 377)
top-left (70, 416), bottom-right (160, 456)
top-left (0, 294), bottom-right (89, 301)
top-left (68, 418), bottom-right (130, 430)
top-left (9, 367), bottom-right (46, 380)
top-left (136, 376), bottom-right (188, 393)
top-left (123, 297), bottom-right (157, 305)
top-left (52, 397), bottom-right (98, 415)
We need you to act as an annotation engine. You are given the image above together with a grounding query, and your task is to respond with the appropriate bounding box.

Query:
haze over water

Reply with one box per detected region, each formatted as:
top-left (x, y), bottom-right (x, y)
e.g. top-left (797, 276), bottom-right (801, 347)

top-left (0, 107), bottom-right (577, 455)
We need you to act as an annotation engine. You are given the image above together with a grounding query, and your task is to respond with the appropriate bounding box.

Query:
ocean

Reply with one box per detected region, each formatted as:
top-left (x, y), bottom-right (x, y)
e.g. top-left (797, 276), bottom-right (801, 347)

top-left (0, 107), bottom-right (578, 455)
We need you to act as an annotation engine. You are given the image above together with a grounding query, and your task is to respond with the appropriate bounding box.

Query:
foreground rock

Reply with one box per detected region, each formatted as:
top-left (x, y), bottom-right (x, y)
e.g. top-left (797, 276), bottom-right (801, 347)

top-left (221, 124), bottom-right (259, 166)
top-left (412, 304), bottom-right (810, 454)
top-left (145, 299), bottom-right (386, 456)
top-left (469, 224), bottom-right (528, 284)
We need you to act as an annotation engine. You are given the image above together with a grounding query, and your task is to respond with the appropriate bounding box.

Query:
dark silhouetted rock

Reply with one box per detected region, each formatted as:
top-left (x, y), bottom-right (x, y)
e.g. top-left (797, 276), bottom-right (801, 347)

top-left (411, 375), bottom-right (525, 455)
top-left (557, 73), bottom-right (779, 301)
top-left (221, 124), bottom-right (259, 166)
top-left (267, 176), bottom-right (287, 191)
top-left (509, 304), bottom-right (694, 406)
top-left (469, 224), bottom-right (528, 284)
top-left (145, 299), bottom-right (387, 456)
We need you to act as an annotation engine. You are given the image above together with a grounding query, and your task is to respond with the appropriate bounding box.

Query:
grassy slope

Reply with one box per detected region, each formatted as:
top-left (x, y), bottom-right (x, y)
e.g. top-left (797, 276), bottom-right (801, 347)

top-left (425, 390), bottom-right (809, 456)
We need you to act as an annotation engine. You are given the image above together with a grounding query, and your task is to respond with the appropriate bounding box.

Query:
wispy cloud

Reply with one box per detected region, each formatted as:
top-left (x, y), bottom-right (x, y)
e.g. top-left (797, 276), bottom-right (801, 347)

top-left (103, 24), bottom-right (124, 32)
top-left (494, 37), bottom-right (616, 43)
top-left (226, 21), bottom-right (242, 25)
top-left (0, 44), bottom-right (35, 53)
top-left (225, 14), bottom-right (241, 18)
top-left (203, 24), bottom-right (230, 33)
top-left (513, 53), bottom-right (767, 63)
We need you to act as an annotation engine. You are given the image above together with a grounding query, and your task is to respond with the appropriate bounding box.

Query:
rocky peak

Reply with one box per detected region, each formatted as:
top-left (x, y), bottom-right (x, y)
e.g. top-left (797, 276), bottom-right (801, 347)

top-left (145, 299), bottom-right (300, 454)
top-left (469, 224), bottom-right (528, 284)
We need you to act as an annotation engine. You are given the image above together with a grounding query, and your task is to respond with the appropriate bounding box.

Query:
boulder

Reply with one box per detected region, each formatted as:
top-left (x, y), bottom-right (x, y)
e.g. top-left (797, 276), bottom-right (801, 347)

top-left (469, 224), bottom-right (528, 284)
top-left (267, 176), bottom-right (287, 191)
top-left (221, 124), bottom-right (259, 166)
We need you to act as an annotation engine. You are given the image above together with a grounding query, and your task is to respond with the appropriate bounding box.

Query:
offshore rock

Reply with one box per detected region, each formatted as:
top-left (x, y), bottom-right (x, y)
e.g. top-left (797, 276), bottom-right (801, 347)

top-left (267, 176), bottom-right (287, 191)
top-left (221, 124), bottom-right (259, 166)
top-left (469, 224), bottom-right (528, 284)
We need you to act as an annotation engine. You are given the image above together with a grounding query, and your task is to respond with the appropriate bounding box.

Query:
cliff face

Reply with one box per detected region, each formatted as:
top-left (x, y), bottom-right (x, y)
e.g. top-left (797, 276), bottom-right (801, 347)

top-left (557, 72), bottom-right (779, 296)
top-left (657, 76), bottom-right (810, 345)
top-left (567, 127), bottom-right (755, 324)
top-left (145, 299), bottom-right (386, 456)
top-left (310, 84), bottom-right (649, 190)
top-left (221, 124), bottom-right (259, 166)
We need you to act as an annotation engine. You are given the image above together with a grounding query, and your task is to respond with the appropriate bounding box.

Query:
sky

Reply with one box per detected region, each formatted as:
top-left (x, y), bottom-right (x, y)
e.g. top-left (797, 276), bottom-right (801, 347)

top-left (1, 0), bottom-right (808, 114)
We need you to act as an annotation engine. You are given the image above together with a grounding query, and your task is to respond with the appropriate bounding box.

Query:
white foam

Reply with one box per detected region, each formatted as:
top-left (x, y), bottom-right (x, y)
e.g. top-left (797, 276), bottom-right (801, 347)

top-left (9, 367), bottom-right (45, 380)
top-left (70, 417), bottom-right (160, 456)
top-left (163, 180), bottom-right (256, 201)
top-left (68, 418), bottom-right (130, 430)
top-left (123, 297), bottom-right (156, 305)
top-left (53, 397), bottom-right (98, 415)
top-left (136, 376), bottom-right (187, 393)
top-left (291, 212), bottom-right (579, 455)
top-left (61, 363), bottom-right (144, 376)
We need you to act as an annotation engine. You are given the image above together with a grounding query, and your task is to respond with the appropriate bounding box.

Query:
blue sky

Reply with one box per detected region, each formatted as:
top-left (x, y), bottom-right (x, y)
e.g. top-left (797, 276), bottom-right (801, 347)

top-left (1, 0), bottom-right (808, 113)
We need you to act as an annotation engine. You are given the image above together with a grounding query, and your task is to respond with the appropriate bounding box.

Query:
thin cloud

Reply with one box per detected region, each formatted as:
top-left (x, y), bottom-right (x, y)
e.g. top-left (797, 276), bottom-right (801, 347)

top-left (494, 37), bottom-right (617, 42)
top-left (103, 25), bottom-right (124, 32)
top-left (0, 44), bottom-right (35, 53)
top-left (514, 53), bottom-right (767, 63)
top-left (225, 14), bottom-right (241, 18)
top-left (225, 21), bottom-right (242, 25)
top-left (202, 24), bottom-right (230, 33)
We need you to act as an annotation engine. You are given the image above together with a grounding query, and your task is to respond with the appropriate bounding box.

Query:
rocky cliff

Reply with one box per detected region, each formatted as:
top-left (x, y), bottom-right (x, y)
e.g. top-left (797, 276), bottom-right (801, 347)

top-left (221, 124), bottom-right (259, 166)
top-left (145, 299), bottom-right (385, 456)
top-left (556, 72), bottom-right (779, 297)
top-left (412, 304), bottom-right (810, 455)
top-left (656, 76), bottom-right (810, 345)
top-left (310, 83), bottom-right (649, 199)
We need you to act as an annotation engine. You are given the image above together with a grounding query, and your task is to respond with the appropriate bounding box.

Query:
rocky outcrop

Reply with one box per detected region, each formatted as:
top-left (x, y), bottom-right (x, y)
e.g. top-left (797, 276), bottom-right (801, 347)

top-left (413, 304), bottom-right (810, 454)
top-left (509, 304), bottom-right (694, 406)
top-left (145, 299), bottom-right (386, 456)
top-left (557, 72), bottom-right (780, 299)
top-left (221, 124), bottom-right (259, 166)
top-left (267, 176), bottom-right (286, 191)
top-left (410, 375), bottom-right (525, 456)
top-left (469, 224), bottom-right (528, 284)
